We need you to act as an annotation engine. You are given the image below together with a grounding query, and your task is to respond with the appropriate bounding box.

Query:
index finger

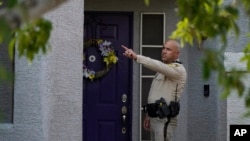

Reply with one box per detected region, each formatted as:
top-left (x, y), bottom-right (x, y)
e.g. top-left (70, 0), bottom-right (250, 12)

top-left (121, 45), bottom-right (129, 50)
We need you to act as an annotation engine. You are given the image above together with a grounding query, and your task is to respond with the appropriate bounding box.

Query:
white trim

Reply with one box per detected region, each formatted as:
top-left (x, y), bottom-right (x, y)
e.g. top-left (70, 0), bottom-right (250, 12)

top-left (141, 75), bottom-right (155, 78)
top-left (141, 45), bottom-right (163, 48)
top-left (139, 12), bottom-right (143, 141)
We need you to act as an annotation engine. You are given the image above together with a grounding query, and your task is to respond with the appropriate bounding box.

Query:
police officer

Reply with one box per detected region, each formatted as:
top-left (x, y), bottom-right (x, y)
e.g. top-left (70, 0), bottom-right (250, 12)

top-left (122, 39), bottom-right (187, 141)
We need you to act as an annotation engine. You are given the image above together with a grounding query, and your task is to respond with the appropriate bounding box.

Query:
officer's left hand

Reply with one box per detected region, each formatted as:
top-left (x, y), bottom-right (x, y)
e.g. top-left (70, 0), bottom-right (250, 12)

top-left (143, 115), bottom-right (151, 131)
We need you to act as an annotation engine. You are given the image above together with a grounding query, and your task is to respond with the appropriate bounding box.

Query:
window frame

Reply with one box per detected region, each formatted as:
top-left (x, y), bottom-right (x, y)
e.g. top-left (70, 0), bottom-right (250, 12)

top-left (139, 12), bottom-right (165, 141)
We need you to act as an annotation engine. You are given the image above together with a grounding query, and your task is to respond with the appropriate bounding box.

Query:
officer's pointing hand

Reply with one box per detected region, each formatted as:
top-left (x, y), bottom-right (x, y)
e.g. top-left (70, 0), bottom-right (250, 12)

top-left (121, 45), bottom-right (137, 60)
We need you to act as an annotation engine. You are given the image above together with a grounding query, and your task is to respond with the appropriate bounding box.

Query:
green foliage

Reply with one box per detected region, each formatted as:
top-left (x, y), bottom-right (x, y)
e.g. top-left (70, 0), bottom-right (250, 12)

top-left (169, 0), bottom-right (250, 114)
top-left (9, 18), bottom-right (52, 62)
top-left (242, 0), bottom-right (250, 15)
top-left (0, 18), bottom-right (12, 45)
top-left (7, 0), bottom-right (17, 8)
top-left (144, 0), bottom-right (150, 6)
top-left (171, 0), bottom-right (239, 46)
top-left (201, 48), bottom-right (245, 99)
top-left (241, 34), bottom-right (250, 71)
top-left (170, 18), bottom-right (200, 47)
top-left (0, 65), bottom-right (13, 82)
top-left (202, 48), bottom-right (224, 80)
top-left (0, 0), bottom-right (17, 8)
top-left (0, 0), bottom-right (53, 62)
top-left (0, 1), bottom-right (52, 79)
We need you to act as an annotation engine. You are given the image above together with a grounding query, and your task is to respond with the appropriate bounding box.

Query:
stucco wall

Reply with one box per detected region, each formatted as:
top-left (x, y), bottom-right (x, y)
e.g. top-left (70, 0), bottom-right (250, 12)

top-left (186, 39), bottom-right (225, 141)
top-left (225, 0), bottom-right (250, 140)
top-left (224, 53), bottom-right (250, 141)
top-left (0, 0), bottom-right (83, 141)
top-left (44, 0), bottom-right (83, 140)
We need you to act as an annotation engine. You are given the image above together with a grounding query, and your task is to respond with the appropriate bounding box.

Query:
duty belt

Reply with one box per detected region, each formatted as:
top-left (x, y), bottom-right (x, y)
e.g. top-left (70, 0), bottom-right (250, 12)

top-left (143, 103), bottom-right (159, 117)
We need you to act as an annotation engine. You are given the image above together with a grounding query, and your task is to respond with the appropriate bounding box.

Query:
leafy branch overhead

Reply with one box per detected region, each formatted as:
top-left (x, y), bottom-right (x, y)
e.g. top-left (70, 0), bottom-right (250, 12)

top-left (145, 0), bottom-right (250, 115)
top-left (0, 0), bottom-right (52, 62)
top-left (8, 18), bottom-right (52, 62)
top-left (176, 0), bottom-right (250, 115)
top-left (171, 0), bottom-right (240, 46)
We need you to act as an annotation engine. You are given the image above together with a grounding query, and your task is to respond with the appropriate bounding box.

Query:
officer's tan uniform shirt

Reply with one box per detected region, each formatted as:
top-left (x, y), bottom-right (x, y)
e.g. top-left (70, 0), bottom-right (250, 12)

top-left (136, 55), bottom-right (187, 104)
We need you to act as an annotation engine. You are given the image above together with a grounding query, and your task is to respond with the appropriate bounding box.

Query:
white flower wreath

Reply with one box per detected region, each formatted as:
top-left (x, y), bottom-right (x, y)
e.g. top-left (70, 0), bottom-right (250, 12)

top-left (83, 39), bottom-right (118, 81)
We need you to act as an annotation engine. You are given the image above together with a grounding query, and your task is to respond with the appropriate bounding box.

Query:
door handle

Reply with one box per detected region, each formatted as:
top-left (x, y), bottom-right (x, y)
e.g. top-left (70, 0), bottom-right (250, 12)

top-left (121, 105), bottom-right (127, 124)
top-left (121, 94), bottom-right (128, 134)
top-left (121, 105), bottom-right (127, 134)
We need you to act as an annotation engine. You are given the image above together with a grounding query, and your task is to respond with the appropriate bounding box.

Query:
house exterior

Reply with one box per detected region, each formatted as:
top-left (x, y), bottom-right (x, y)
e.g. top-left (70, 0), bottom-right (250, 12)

top-left (0, 0), bottom-right (249, 141)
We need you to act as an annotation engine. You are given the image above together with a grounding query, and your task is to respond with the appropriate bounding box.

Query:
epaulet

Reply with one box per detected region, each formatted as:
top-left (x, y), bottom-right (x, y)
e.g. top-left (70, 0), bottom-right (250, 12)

top-left (167, 60), bottom-right (182, 67)
top-left (167, 63), bottom-right (179, 67)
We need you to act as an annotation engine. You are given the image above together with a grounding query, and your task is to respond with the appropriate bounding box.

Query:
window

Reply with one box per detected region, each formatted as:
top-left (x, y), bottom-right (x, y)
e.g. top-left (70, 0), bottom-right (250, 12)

top-left (140, 12), bottom-right (165, 141)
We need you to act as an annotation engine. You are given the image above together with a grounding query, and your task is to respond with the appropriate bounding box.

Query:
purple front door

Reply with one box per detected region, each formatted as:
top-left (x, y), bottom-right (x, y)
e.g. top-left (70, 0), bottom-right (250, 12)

top-left (83, 12), bottom-right (133, 141)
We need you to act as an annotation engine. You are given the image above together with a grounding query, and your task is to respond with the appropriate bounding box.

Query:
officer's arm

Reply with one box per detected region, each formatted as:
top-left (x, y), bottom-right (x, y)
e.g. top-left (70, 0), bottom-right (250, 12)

top-left (136, 55), bottom-right (184, 80)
